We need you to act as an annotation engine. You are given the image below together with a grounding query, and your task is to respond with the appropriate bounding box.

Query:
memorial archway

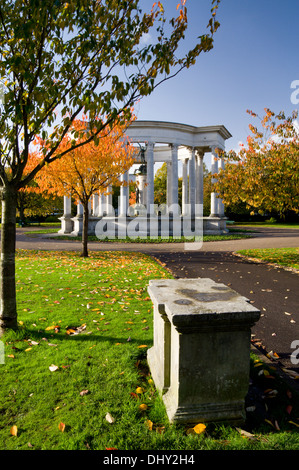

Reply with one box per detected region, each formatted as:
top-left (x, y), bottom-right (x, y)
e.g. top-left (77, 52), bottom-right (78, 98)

top-left (59, 120), bottom-right (232, 237)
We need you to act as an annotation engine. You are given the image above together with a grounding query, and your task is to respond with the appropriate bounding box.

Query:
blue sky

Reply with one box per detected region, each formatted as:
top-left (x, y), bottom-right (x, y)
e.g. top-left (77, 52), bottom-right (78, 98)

top-left (135, 0), bottom-right (299, 153)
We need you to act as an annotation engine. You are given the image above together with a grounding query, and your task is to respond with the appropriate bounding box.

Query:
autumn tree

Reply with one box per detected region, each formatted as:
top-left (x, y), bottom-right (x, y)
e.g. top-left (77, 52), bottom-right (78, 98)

top-left (0, 0), bottom-right (221, 334)
top-left (35, 118), bottom-right (136, 257)
top-left (214, 109), bottom-right (299, 220)
top-left (17, 185), bottom-right (63, 224)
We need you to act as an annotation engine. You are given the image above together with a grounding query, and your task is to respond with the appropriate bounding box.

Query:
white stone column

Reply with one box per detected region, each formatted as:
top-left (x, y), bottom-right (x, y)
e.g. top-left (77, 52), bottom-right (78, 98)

top-left (196, 150), bottom-right (204, 216)
top-left (188, 148), bottom-right (196, 217)
top-left (119, 171), bottom-right (129, 217)
top-left (167, 161), bottom-right (172, 208)
top-left (146, 142), bottom-right (155, 214)
top-left (59, 196), bottom-right (73, 234)
top-left (170, 144), bottom-right (179, 214)
top-left (182, 158), bottom-right (189, 216)
top-left (218, 156), bottom-right (225, 217)
top-left (63, 195), bottom-right (72, 216)
top-left (210, 147), bottom-right (219, 217)
top-left (98, 192), bottom-right (105, 216)
top-left (77, 202), bottom-right (83, 217)
top-left (105, 185), bottom-right (114, 216)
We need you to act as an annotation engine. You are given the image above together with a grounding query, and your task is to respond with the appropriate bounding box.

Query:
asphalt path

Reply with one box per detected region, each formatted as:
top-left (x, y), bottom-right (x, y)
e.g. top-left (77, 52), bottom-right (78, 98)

top-left (15, 225), bottom-right (299, 375)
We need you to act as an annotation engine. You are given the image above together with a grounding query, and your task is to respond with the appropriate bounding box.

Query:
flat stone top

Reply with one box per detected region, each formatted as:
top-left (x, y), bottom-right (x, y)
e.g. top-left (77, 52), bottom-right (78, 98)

top-left (148, 278), bottom-right (260, 328)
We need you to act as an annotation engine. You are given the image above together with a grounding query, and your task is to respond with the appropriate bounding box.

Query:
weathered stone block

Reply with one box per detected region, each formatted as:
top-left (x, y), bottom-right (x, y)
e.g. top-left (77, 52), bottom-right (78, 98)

top-left (147, 278), bottom-right (260, 425)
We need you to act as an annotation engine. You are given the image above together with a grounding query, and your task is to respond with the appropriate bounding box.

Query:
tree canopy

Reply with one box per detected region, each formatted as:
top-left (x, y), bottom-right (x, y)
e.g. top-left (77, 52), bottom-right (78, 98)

top-left (0, 0), bottom-right (221, 334)
top-left (214, 109), bottom-right (299, 219)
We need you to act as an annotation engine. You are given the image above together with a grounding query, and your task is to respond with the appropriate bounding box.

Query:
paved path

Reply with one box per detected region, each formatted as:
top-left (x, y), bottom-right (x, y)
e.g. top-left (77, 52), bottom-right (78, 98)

top-left (16, 226), bottom-right (299, 374)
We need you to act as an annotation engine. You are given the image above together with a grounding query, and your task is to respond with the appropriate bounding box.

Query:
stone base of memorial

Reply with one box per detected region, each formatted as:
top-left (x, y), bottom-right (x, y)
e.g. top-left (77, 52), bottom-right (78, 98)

top-left (147, 278), bottom-right (260, 425)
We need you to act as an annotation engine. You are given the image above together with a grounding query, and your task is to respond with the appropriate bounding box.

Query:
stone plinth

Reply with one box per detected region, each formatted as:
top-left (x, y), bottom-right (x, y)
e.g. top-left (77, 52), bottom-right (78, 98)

top-left (147, 278), bottom-right (260, 425)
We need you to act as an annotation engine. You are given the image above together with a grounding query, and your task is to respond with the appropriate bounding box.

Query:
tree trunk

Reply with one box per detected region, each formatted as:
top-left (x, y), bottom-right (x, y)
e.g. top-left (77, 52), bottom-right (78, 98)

top-left (81, 202), bottom-right (89, 257)
top-left (0, 185), bottom-right (18, 335)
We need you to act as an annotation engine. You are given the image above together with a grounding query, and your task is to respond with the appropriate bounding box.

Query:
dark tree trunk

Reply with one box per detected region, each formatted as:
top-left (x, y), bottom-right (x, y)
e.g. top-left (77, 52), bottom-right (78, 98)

top-left (81, 202), bottom-right (89, 257)
top-left (0, 185), bottom-right (18, 335)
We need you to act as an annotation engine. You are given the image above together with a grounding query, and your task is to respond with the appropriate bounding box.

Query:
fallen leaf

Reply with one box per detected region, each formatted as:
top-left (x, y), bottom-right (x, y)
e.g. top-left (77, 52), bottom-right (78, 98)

top-left (289, 420), bottom-right (299, 428)
top-left (139, 403), bottom-right (148, 411)
top-left (274, 420), bottom-right (280, 431)
top-left (138, 345), bottom-right (147, 349)
top-left (267, 350), bottom-right (279, 359)
top-left (58, 422), bottom-right (65, 432)
top-left (264, 419), bottom-right (275, 428)
top-left (236, 427), bottom-right (256, 439)
top-left (282, 368), bottom-right (299, 379)
top-left (45, 325), bottom-right (60, 331)
top-left (80, 389), bottom-right (89, 396)
top-left (193, 423), bottom-right (206, 435)
top-left (49, 364), bottom-right (59, 372)
top-left (136, 387), bottom-right (144, 394)
top-left (146, 419), bottom-right (153, 431)
top-left (105, 412), bottom-right (115, 424)
top-left (10, 425), bottom-right (18, 437)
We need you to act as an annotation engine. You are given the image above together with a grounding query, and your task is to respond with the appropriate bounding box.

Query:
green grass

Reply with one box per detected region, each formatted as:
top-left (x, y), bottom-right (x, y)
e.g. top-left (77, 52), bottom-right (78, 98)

top-left (0, 250), bottom-right (298, 450)
top-left (23, 229), bottom-right (252, 243)
top-left (234, 222), bottom-right (299, 229)
top-left (237, 247), bottom-right (299, 270)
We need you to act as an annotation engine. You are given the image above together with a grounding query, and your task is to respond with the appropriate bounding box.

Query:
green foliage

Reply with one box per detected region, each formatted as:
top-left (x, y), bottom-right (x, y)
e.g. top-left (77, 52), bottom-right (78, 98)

top-left (0, 0), bottom-right (221, 189)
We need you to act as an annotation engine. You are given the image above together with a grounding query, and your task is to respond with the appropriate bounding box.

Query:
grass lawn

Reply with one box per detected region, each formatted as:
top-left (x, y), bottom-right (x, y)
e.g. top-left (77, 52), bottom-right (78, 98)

top-left (0, 250), bottom-right (298, 450)
top-left (23, 228), bottom-right (252, 243)
top-left (237, 247), bottom-right (299, 271)
top-left (234, 222), bottom-right (299, 230)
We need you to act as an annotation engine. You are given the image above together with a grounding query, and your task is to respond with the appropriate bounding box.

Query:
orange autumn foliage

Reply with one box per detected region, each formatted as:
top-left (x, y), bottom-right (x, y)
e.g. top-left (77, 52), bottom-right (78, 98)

top-left (34, 117), bottom-right (137, 205)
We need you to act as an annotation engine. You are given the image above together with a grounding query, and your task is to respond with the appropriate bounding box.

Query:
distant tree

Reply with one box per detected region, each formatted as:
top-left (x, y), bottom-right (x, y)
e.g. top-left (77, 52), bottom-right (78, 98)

top-left (214, 109), bottom-right (299, 220)
top-left (154, 161), bottom-right (211, 214)
top-left (17, 185), bottom-right (63, 223)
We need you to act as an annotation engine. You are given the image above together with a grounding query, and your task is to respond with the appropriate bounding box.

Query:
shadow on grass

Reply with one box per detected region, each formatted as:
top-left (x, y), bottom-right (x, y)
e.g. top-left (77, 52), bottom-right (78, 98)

top-left (12, 325), bottom-right (152, 349)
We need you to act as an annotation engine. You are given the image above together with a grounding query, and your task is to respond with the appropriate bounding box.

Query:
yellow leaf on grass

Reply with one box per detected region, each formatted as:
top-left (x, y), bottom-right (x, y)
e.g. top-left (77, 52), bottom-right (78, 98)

top-left (193, 423), bottom-right (206, 434)
top-left (146, 419), bottom-right (153, 431)
top-left (139, 404), bottom-right (148, 411)
top-left (10, 425), bottom-right (18, 436)
top-left (58, 422), bottom-right (65, 432)
top-left (186, 423), bottom-right (206, 435)
top-left (138, 345), bottom-right (147, 349)
top-left (136, 387), bottom-right (144, 394)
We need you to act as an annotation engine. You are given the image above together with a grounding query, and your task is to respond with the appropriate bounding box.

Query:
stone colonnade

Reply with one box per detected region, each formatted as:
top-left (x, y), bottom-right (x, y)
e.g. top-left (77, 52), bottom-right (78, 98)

top-left (59, 121), bottom-right (232, 236)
